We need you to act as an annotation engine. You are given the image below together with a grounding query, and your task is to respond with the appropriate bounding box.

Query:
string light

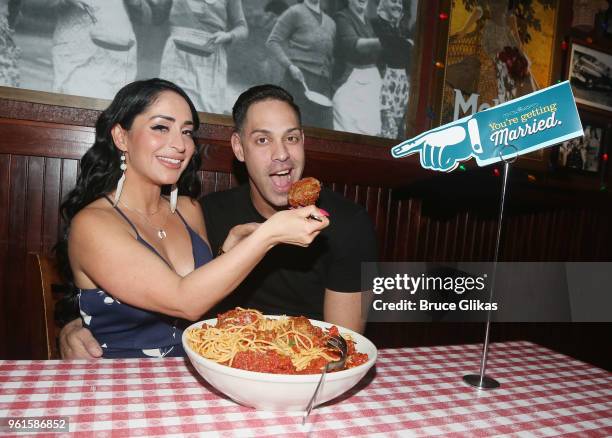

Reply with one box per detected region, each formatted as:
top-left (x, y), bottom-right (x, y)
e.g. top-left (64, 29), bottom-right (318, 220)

top-left (527, 174), bottom-right (536, 182)
top-left (493, 168), bottom-right (500, 177)
top-left (561, 40), bottom-right (568, 51)
top-left (439, 12), bottom-right (449, 20)
top-left (459, 164), bottom-right (466, 171)
top-left (603, 153), bottom-right (608, 162)
top-left (435, 61), bottom-right (445, 69)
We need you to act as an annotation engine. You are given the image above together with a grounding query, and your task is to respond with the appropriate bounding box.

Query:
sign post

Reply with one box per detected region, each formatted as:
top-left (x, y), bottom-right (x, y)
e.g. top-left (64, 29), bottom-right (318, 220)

top-left (390, 82), bottom-right (584, 390)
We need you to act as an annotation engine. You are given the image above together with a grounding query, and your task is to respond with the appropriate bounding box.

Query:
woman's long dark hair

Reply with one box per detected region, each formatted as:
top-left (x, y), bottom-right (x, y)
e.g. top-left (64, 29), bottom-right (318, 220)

top-left (55, 78), bottom-right (202, 325)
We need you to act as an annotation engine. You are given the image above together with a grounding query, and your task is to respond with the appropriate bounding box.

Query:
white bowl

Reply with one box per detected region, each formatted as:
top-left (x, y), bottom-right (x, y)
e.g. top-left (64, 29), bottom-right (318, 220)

top-left (182, 316), bottom-right (377, 411)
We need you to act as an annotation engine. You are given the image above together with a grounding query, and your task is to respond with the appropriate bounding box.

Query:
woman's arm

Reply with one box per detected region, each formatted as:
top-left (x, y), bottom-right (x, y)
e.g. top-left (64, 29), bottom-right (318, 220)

top-left (209, 0), bottom-right (247, 45)
top-left (227, 0), bottom-right (247, 39)
top-left (266, 7), bottom-right (307, 82)
top-left (266, 7), bottom-right (296, 70)
top-left (70, 204), bottom-right (328, 321)
top-left (508, 12), bottom-right (538, 89)
top-left (451, 6), bottom-right (482, 39)
top-left (354, 37), bottom-right (381, 56)
top-left (336, 12), bottom-right (380, 63)
top-left (124, 0), bottom-right (153, 24)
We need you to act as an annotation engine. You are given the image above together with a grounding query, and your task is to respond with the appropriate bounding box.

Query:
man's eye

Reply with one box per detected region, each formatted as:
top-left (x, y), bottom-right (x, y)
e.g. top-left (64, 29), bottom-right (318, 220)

top-left (287, 135), bottom-right (301, 143)
top-left (256, 137), bottom-right (269, 144)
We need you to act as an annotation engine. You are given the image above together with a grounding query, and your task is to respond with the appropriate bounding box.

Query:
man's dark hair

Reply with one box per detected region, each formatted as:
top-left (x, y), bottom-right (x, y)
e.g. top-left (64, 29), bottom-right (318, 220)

top-left (232, 84), bottom-right (302, 132)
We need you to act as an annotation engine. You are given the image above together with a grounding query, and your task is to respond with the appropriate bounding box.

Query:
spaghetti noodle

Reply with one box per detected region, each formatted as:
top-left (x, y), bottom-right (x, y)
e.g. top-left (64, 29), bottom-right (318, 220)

top-left (186, 308), bottom-right (368, 374)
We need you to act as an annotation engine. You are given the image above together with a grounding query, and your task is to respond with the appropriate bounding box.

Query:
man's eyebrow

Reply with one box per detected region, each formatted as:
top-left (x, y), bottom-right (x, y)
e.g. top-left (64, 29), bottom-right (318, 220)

top-left (249, 128), bottom-right (271, 135)
top-left (149, 115), bottom-right (193, 125)
top-left (248, 127), bottom-right (301, 135)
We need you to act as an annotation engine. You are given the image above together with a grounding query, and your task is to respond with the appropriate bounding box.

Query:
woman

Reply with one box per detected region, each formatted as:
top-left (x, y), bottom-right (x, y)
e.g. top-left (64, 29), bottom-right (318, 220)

top-left (57, 78), bottom-right (328, 358)
top-left (158, 0), bottom-right (248, 114)
top-left (266, 0), bottom-right (336, 129)
top-left (0, 0), bottom-right (19, 87)
top-left (332, 0), bottom-right (381, 136)
top-left (50, 0), bottom-right (150, 99)
top-left (371, 0), bottom-right (413, 139)
top-left (446, 0), bottom-right (537, 106)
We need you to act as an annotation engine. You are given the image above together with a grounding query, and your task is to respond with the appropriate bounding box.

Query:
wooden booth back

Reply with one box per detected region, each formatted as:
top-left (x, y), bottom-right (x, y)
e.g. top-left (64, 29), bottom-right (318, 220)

top-left (1, 97), bottom-right (611, 368)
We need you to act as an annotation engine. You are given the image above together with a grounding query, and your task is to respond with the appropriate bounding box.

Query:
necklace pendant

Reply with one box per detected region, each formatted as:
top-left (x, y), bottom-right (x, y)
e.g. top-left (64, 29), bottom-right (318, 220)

top-left (158, 229), bottom-right (167, 240)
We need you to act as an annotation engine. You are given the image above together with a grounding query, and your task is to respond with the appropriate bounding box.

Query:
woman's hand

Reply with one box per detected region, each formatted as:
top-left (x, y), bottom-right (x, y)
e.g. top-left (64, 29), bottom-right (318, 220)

top-left (210, 31), bottom-right (234, 45)
top-left (289, 65), bottom-right (306, 84)
top-left (220, 222), bottom-right (260, 254)
top-left (259, 205), bottom-right (329, 248)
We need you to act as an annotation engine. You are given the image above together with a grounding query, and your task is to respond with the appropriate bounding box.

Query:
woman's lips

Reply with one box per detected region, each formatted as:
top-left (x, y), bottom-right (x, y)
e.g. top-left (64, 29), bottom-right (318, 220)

top-left (157, 156), bottom-right (182, 169)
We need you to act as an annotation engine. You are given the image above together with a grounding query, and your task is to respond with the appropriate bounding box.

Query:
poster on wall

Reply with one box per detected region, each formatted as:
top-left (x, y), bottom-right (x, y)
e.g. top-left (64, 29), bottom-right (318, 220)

top-left (558, 111), bottom-right (608, 173)
top-left (439, 0), bottom-right (559, 125)
top-left (567, 42), bottom-right (612, 113)
top-left (1, 0), bottom-right (421, 140)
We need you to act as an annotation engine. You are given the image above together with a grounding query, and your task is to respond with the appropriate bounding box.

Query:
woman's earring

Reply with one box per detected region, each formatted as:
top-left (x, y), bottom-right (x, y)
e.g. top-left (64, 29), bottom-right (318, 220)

top-left (170, 184), bottom-right (178, 213)
top-left (113, 153), bottom-right (127, 206)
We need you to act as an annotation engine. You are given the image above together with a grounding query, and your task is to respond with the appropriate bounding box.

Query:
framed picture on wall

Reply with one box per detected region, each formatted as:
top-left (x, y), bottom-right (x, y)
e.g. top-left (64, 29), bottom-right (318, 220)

top-left (566, 41), bottom-right (612, 113)
top-left (433, 0), bottom-right (561, 171)
top-left (557, 109), bottom-right (609, 174)
top-left (438, 0), bottom-right (560, 125)
top-left (1, 0), bottom-right (432, 142)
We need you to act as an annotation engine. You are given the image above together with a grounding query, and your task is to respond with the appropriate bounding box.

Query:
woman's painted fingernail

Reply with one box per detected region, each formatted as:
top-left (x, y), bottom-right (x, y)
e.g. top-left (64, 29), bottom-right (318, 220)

top-left (319, 208), bottom-right (330, 217)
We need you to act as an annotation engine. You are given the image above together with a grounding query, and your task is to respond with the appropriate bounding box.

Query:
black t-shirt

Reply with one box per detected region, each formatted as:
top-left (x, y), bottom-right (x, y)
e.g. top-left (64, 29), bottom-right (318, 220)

top-left (200, 185), bottom-right (378, 320)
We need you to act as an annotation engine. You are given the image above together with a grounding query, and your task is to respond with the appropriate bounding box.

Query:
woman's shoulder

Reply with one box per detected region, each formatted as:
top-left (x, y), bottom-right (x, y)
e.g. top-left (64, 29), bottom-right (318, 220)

top-left (176, 195), bottom-right (201, 213)
top-left (334, 8), bottom-right (356, 29)
top-left (278, 3), bottom-right (307, 21)
top-left (176, 196), bottom-right (206, 235)
top-left (335, 8), bottom-right (351, 20)
top-left (370, 15), bottom-right (389, 33)
top-left (73, 196), bottom-right (116, 219)
top-left (70, 197), bottom-right (123, 236)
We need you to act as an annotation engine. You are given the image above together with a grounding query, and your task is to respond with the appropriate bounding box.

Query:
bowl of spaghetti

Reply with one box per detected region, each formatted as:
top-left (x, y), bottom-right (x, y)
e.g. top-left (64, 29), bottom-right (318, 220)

top-left (182, 308), bottom-right (377, 411)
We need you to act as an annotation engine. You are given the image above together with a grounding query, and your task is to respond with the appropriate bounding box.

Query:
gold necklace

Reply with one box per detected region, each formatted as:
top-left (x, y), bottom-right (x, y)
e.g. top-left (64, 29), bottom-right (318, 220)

top-left (120, 200), bottom-right (171, 240)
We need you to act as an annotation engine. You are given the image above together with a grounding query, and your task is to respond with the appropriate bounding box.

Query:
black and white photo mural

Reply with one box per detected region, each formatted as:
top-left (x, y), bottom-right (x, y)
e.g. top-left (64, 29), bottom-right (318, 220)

top-left (2, 0), bottom-right (419, 139)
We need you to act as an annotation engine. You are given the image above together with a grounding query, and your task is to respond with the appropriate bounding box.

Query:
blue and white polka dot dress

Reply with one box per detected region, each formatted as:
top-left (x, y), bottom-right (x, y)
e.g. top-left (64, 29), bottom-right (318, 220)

top-left (78, 202), bottom-right (213, 358)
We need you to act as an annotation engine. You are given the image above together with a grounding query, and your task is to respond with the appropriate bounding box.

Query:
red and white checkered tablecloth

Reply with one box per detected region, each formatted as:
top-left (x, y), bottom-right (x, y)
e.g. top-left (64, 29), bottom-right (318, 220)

top-left (1, 341), bottom-right (610, 437)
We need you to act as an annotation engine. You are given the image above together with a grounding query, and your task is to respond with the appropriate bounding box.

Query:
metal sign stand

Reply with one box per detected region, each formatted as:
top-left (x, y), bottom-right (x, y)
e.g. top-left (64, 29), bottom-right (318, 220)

top-left (463, 150), bottom-right (516, 390)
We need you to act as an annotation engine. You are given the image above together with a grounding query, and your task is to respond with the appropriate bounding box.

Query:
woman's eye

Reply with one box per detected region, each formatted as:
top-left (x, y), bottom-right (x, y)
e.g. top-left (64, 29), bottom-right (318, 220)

top-left (152, 125), bottom-right (169, 132)
top-left (182, 130), bottom-right (194, 137)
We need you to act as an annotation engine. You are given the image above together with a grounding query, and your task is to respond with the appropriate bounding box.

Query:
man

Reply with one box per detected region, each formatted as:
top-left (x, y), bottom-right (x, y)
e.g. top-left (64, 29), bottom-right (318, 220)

top-left (60, 84), bottom-right (377, 359)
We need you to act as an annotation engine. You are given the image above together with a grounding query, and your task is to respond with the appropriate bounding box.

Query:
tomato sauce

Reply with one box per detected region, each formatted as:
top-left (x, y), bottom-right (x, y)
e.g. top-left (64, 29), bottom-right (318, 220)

top-left (211, 308), bottom-right (369, 374)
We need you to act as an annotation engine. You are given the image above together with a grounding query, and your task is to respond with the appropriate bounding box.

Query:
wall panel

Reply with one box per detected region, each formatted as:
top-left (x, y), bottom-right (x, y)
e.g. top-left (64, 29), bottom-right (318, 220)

top-left (0, 98), bottom-right (611, 369)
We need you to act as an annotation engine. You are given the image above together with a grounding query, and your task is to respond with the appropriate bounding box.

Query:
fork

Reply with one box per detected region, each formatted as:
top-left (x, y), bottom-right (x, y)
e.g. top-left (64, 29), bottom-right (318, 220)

top-left (302, 335), bottom-right (348, 424)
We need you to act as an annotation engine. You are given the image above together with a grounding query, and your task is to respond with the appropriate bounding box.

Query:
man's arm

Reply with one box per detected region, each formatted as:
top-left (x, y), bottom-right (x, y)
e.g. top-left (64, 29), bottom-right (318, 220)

top-left (59, 318), bottom-right (102, 359)
top-left (324, 289), bottom-right (365, 334)
top-left (323, 196), bottom-right (377, 335)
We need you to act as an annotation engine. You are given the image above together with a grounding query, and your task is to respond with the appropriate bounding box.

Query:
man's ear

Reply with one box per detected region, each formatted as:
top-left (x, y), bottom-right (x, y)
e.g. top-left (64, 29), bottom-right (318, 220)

top-left (111, 124), bottom-right (128, 152)
top-left (230, 132), bottom-right (245, 162)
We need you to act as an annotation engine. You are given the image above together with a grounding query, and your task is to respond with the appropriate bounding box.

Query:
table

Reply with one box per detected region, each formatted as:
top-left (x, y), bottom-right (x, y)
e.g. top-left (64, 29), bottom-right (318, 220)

top-left (1, 341), bottom-right (611, 437)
